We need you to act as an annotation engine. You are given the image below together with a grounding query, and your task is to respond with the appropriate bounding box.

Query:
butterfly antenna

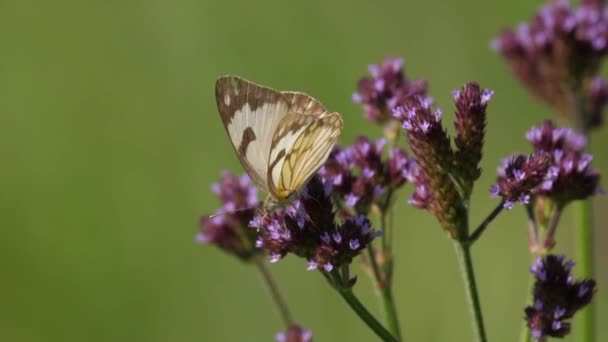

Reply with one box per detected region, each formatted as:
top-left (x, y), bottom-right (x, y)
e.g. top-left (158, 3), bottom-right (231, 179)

top-left (209, 206), bottom-right (255, 219)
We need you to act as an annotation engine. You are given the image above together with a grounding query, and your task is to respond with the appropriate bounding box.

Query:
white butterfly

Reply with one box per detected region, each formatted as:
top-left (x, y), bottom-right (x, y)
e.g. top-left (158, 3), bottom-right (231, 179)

top-left (215, 75), bottom-right (343, 206)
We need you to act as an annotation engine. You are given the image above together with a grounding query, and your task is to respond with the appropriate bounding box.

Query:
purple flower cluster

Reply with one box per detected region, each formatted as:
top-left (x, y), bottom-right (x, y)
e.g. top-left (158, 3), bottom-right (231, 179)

top-left (492, 0), bottom-right (608, 129)
top-left (525, 255), bottom-right (596, 339)
top-left (251, 176), bottom-right (380, 271)
top-left (198, 171), bottom-right (262, 261)
top-left (319, 136), bottom-right (415, 214)
top-left (395, 96), bottom-right (461, 234)
top-left (490, 153), bottom-right (556, 209)
top-left (453, 83), bottom-right (494, 192)
top-left (393, 82), bottom-right (493, 239)
top-left (526, 120), bottom-right (602, 205)
top-left (353, 57), bottom-right (427, 123)
top-left (275, 325), bottom-right (313, 342)
top-left (492, 120), bottom-right (602, 209)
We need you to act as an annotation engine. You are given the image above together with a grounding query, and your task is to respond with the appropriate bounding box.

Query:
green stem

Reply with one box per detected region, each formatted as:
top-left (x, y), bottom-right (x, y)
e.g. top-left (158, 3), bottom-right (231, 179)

top-left (468, 201), bottom-right (505, 244)
top-left (453, 241), bottom-right (487, 342)
top-left (255, 258), bottom-right (293, 327)
top-left (367, 245), bottom-right (383, 286)
top-left (335, 286), bottom-right (399, 342)
top-left (519, 273), bottom-right (535, 342)
top-left (366, 238), bottom-right (402, 339)
top-left (574, 199), bottom-right (595, 342)
top-left (381, 285), bottom-right (402, 340)
top-left (570, 92), bottom-right (595, 342)
top-left (379, 198), bottom-right (402, 340)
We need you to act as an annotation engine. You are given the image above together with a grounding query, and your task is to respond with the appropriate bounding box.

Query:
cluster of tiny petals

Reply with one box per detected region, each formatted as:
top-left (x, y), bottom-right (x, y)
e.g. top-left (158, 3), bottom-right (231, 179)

top-left (353, 57), bottom-right (428, 123)
top-left (491, 153), bottom-right (556, 209)
top-left (198, 171), bottom-right (261, 260)
top-left (492, 0), bottom-right (608, 129)
top-left (453, 82), bottom-right (494, 191)
top-left (318, 136), bottom-right (415, 213)
top-left (526, 120), bottom-right (602, 204)
top-left (525, 255), bottom-right (596, 339)
top-left (493, 0), bottom-right (608, 57)
top-left (275, 325), bottom-right (313, 342)
top-left (395, 94), bottom-right (470, 238)
top-left (251, 177), bottom-right (380, 271)
top-left (526, 120), bottom-right (587, 153)
top-left (211, 171), bottom-right (258, 212)
top-left (393, 96), bottom-right (442, 134)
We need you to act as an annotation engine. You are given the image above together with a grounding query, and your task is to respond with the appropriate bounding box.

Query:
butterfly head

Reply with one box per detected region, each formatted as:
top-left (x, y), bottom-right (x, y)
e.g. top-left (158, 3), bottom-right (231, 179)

top-left (263, 191), bottom-right (300, 213)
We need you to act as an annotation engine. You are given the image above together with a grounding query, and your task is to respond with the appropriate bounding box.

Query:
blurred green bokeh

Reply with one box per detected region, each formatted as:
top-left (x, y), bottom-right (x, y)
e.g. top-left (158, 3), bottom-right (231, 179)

top-left (1, 0), bottom-right (606, 341)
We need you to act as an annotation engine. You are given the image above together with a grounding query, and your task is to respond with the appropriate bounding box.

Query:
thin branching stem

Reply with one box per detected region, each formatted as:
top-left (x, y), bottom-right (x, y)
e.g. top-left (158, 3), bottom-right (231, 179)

top-left (468, 201), bottom-right (505, 244)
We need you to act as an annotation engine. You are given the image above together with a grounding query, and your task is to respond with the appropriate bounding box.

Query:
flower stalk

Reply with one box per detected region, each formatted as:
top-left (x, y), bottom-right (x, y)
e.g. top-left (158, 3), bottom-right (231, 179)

top-left (324, 271), bottom-right (399, 342)
top-left (574, 199), bottom-right (595, 341)
top-left (454, 241), bottom-right (488, 342)
top-left (572, 94), bottom-right (596, 342)
top-left (468, 201), bottom-right (505, 244)
top-left (255, 257), bottom-right (294, 327)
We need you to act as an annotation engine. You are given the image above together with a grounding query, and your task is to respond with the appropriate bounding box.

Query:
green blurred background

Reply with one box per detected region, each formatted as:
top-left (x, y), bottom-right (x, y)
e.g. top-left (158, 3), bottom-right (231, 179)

top-left (1, 0), bottom-right (606, 341)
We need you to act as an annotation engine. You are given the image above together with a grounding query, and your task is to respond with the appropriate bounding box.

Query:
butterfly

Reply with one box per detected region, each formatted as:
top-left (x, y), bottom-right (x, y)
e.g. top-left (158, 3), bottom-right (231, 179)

top-left (215, 75), bottom-right (343, 207)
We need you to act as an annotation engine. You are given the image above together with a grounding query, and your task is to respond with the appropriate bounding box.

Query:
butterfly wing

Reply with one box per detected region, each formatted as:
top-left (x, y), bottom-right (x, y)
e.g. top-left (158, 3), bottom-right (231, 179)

top-left (267, 112), bottom-right (343, 200)
top-left (281, 91), bottom-right (328, 116)
top-left (215, 76), bottom-right (291, 193)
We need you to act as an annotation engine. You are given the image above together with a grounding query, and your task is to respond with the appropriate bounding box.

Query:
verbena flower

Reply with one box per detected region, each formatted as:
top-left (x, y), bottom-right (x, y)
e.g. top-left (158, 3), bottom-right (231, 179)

top-left (394, 96), bottom-right (464, 238)
top-left (198, 171), bottom-right (261, 261)
top-left (525, 255), bottom-right (596, 339)
top-left (275, 325), bottom-right (313, 342)
top-left (490, 153), bottom-right (556, 209)
top-left (251, 176), bottom-right (380, 271)
top-left (393, 83), bottom-right (493, 239)
top-left (526, 120), bottom-right (602, 206)
top-left (453, 82), bottom-right (494, 193)
top-left (319, 136), bottom-right (416, 214)
top-left (492, 0), bottom-right (608, 130)
top-left (353, 57), bottom-right (427, 124)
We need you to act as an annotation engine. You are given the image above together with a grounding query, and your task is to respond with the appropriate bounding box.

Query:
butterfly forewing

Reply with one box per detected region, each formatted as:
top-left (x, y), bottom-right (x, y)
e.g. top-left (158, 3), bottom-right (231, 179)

top-left (215, 76), bottom-right (291, 193)
top-left (281, 91), bottom-right (328, 116)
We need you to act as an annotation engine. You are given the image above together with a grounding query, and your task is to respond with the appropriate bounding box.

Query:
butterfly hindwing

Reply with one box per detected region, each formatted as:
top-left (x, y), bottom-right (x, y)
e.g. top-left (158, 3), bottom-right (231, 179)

top-left (268, 112), bottom-right (343, 200)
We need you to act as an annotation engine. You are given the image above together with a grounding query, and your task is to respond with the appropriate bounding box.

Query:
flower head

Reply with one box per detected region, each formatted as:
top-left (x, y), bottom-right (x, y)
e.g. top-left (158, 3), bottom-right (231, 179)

top-left (492, 0), bottom-right (608, 129)
top-left (275, 325), bottom-right (313, 342)
top-left (491, 153), bottom-right (555, 209)
top-left (525, 255), bottom-right (596, 339)
top-left (252, 176), bottom-right (380, 271)
top-left (526, 120), bottom-right (602, 205)
top-left (198, 171), bottom-right (262, 261)
top-left (353, 57), bottom-right (427, 123)
top-left (394, 96), bottom-right (466, 238)
top-left (319, 136), bottom-right (415, 214)
top-left (453, 82), bottom-right (494, 192)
